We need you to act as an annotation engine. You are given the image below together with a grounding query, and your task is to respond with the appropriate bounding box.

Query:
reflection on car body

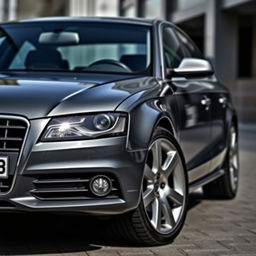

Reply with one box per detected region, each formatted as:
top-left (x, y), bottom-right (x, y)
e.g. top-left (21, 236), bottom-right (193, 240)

top-left (0, 17), bottom-right (239, 245)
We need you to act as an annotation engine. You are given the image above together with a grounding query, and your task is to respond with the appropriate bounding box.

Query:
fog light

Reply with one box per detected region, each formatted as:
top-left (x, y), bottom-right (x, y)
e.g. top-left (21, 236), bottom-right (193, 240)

top-left (90, 175), bottom-right (112, 197)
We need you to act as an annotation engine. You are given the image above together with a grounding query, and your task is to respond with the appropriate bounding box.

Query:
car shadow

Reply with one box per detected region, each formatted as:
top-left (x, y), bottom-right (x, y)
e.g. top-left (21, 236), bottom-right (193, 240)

top-left (0, 211), bottom-right (141, 254)
top-left (0, 212), bottom-right (100, 254)
top-left (188, 191), bottom-right (204, 210)
top-left (0, 192), bottom-right (204, 254)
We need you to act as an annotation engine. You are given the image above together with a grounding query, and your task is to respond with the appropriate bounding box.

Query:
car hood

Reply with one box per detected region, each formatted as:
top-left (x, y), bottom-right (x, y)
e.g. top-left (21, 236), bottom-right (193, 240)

top-left (0, 72), bottom-right (157, 119)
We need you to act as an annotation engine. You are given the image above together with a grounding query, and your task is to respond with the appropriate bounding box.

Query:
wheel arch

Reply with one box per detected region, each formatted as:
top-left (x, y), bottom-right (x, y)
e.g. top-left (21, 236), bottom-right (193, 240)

top-left (155, 116), bottom-right (176, 137)
top-left (232, 113), bottom-right (238, 133)
top-left (126, 101), bottom-right (178, 152)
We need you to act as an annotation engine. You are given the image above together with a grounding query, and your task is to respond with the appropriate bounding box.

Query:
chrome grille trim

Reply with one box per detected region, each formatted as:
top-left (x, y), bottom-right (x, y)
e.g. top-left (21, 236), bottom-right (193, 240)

top-left (0, 115), bottom-right (30, 195)
top-left (0, 118), bottom-right (27, 152)
top-left (31, 174), bottom-right (121, 201)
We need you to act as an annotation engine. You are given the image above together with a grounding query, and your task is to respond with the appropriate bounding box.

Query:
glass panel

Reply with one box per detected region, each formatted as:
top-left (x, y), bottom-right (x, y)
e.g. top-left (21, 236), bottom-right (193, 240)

top-left (94, 0), bottom-right (118, 17)
top-left (16, 0), bottom-right (69, 19)
top-left (163, 27), bottom-right (184, 68)
top-left (58, 43), bottom-right (148, 70)
top-left (9, 42), bottom-right (36, 69)
top-left (144, 0), bottom-right (162, 18)
top-left (123, 5), bottom-right (136, 17)
top-left (0, 22), bottom-right (151, 75)
top-left (175, 30), bottom-right (202, 58)
top-left (176, 0), bottom-right (206, 11)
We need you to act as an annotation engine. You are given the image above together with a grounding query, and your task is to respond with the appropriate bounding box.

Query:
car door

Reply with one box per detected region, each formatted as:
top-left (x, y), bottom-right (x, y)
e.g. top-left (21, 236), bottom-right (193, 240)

top-left (176, 29), bottom-right (229, 174)
top-left (162, 25), bottom-right (212, 183)
top-left (207, 83), bottom-right (229, 171)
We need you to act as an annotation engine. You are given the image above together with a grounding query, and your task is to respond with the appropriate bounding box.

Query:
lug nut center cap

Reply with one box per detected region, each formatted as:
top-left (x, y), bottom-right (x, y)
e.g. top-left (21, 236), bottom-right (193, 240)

top-left (160, 182), bottom-right (165, 189)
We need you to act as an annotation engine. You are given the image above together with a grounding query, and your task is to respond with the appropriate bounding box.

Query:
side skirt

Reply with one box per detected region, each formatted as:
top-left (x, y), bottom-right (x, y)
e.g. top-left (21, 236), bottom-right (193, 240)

top-left (187, 148), bottom-right (227, 193)
top-left (189, 168), bottom-right (225, 193)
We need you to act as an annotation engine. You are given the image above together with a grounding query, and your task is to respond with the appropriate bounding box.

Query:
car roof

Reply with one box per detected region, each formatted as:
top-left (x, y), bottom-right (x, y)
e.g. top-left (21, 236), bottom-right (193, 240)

top-left (1, 17), bottom-right (160, 26)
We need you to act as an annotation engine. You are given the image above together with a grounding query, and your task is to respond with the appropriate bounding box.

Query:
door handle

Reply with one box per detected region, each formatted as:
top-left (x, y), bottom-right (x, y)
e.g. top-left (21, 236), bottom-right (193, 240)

top-left (201, 96), bottom-right (211, 110)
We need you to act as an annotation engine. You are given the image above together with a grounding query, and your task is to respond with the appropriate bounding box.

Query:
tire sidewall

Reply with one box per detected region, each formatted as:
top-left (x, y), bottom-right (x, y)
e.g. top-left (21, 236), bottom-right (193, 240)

top-left (138, 127), bottom-right (189, 244)
top-left (224, 124), bottom-right (239, 197)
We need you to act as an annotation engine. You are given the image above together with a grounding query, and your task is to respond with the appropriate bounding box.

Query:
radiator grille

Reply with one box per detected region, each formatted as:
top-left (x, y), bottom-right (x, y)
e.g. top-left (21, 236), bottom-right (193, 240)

top-left (0, 118), bottom-right (27, 152)
top-left (0, 117), bottom-right (28, 193)
top-left (0, 176), bottom-right (13, 193)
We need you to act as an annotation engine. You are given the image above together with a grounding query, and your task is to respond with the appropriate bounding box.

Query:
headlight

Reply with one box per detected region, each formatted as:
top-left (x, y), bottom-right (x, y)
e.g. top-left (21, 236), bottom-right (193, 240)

top-left (41, 113), bottom-right (127, 141)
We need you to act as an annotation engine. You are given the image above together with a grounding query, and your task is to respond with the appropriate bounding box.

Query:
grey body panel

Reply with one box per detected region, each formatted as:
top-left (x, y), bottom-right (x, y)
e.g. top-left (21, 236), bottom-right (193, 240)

top-left (0, 18), bottom-right (237, 214)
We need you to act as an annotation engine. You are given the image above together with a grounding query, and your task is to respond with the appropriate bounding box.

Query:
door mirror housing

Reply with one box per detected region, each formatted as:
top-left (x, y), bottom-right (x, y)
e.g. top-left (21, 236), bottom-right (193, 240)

top-left (166, 58), bottom-right (214, 78)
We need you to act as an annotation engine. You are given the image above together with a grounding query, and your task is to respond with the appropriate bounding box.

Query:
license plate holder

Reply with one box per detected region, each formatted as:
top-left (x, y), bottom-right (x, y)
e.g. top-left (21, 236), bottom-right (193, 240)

top-left (0, 156), bottom-right (8, 179)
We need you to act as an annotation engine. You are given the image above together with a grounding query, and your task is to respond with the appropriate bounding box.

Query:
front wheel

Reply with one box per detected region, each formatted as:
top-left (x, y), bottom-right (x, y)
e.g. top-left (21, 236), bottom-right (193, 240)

top-left (115, 127), bottom-right (188, 245)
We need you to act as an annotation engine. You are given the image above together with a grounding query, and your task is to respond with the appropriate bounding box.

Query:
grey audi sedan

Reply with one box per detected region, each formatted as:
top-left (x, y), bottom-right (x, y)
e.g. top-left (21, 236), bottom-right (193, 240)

top-left (0, 17), bottom-right (238, 245)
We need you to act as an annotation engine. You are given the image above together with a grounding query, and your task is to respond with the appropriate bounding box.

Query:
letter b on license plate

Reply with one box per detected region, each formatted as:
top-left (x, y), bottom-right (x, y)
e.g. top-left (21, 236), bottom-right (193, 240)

top-left (0, 156), bottom-right (8, 179)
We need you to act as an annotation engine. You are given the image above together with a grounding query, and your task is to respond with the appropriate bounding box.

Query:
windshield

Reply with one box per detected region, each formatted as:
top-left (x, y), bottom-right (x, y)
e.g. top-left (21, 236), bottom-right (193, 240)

top-left (0, 22), bottom-right (151, 75)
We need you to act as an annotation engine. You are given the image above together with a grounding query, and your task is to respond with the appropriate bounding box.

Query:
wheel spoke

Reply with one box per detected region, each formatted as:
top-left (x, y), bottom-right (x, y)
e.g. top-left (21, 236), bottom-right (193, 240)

top-left (229, 167), bottom-right (236, 188)
top-left (143, 186), bottom-right (155, 208)
top-left (230, 150), bottom-right (238, 170)
top-left (231, 160), bottom-right (238, 170)
top-left (161, 197), bottom-right (175, 227)
top-left (229, 148), bottom-right (235, 158)
top-left (162, 151), bottom-right (178, 177)
top-left (168, 188), bottom-right (183, 206)
top-left (142, 137), bottom-right (186, 235)
top-left (231, 132), bottom-right (236, 149)
top-left (152, 140), bottom-right (162, 171)
top-left (230, 166), bottom-right (234, 176)
top-left (230, 143), bottom-right (238, 156)
top-left (151, 198), bottom-right (162, 230)
top-left (144, 164), bottom-right (155, 181)
top-left (229, 128), bottom-right (239, 192)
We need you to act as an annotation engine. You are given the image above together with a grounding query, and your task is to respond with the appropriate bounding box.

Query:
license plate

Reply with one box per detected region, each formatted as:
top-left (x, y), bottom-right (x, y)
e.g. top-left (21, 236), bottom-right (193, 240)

top-left (0, 156), bottom-right (8, 179)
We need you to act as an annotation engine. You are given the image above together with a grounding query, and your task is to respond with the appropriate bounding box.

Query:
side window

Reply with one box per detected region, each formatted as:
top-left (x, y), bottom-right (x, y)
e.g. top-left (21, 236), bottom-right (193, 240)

top-left (175, 29), bottom-right (202, 58)
top-left (163, 26), bottom-right (184, 68)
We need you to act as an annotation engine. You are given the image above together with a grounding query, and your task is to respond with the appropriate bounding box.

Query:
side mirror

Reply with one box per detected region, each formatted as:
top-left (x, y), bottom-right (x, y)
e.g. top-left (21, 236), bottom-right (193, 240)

top-left (167, 58), bottom-right (214, 78)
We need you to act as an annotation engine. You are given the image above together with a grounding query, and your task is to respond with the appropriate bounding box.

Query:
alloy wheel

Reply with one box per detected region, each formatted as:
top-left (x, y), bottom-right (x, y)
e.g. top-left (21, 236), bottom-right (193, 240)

top-left (229, 127), bottom-right (239, 192)
top-left (142, 138), bottom-right (186, 234)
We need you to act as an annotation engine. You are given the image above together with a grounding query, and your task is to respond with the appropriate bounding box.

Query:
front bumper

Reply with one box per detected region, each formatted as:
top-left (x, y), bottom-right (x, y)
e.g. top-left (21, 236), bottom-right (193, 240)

top-left (0, 118), bottom-right (146, 214)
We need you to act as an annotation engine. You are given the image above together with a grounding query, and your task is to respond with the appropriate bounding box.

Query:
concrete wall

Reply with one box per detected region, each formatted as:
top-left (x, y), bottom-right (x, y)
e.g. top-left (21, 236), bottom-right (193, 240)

top-left (253, 17), bottom-right (256, 78)
top-left (0, 0), bottom-right (17, 21)
top-left (15, 0), bottom-right (69, 20)
top-left (70, 0), bottom-right (118, 17)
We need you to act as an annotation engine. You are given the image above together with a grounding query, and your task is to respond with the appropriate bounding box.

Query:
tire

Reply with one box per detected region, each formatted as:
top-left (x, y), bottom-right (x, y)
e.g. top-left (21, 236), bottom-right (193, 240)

top-left (114, 127), bottom-right (188, 245)
top-left (203, 125), bottom-right (239, 199)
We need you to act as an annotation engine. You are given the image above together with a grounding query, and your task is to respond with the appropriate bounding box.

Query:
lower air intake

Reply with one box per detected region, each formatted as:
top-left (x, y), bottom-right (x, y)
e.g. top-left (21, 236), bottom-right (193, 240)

top-left (31, 173), bottom-right (121, 201)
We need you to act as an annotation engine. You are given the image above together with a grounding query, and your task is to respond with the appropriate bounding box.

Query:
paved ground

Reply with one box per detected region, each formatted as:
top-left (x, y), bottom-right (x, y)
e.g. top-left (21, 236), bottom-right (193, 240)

top-left (0, 131), bottom-right (255, 256)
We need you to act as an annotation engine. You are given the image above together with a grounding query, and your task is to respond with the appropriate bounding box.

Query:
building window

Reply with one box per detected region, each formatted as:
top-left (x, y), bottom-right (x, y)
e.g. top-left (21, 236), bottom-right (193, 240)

top-left (123, 6), bottom-right (136, 17)
top-left (144, 0), bottom-right (162, 18)
top-left (238, 16), bottom-right (253, 78)
top-left (121, 0), bottom-right (136, 17)
top-left (94, 0), bottom-right (118, 17)
top-left (16, 0), bottom-right (69, 19)
top-left (175, 0), bottom-right (206, 11)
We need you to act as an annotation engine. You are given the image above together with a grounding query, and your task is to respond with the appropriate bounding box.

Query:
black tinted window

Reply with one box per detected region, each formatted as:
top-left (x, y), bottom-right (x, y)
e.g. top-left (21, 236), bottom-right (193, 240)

top-left (163, 27), bottom-right (184, 68)
top-left (0, 22), bottom-right (151, 74)
top-left (175, 29), bottom-right (202, 58)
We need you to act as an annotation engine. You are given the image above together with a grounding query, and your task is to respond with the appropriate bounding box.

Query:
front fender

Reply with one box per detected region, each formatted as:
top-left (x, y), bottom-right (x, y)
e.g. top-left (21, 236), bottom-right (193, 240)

top-left (118, 98), bottom-right (178, 151)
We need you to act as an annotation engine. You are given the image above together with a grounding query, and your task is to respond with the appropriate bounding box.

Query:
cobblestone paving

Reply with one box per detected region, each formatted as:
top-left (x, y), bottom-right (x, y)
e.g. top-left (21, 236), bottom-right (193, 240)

top-left (0, 131), bottom-right (255, 256)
